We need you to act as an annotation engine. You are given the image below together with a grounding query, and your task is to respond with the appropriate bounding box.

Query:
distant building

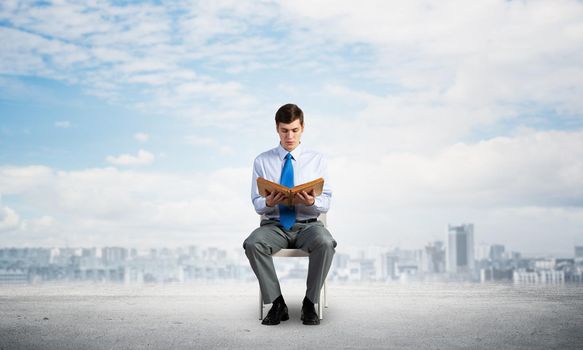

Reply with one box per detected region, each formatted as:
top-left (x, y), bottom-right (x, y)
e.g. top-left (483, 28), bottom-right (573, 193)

top-left (490, 244), bottom-right (505, 261)
top-left (188, 245), bottom-right (200, 259)
top-left (502, 251), bottom-right (521, 261)
top-left (330, 252), bottom-right (350, 281)
top-left (446, 224), bottom-right (475, 275)
top-left (0, 268), bottom-right (28, 284)
top-left (381, 253), bottom-right (398, 280)
top-left (480, 267), bottom-right (513, 283)
top-left (575, 246), bottom-right (583, 259)
top-left (475, 244), bottom-right (491, 261)
top-left (535, 258), bottom-right (574, 271)
top-left (420, 241), bottom-right (445, 274)
top-left (513, 269), bottom-right (565, 284)
top-left (0, 248), bottom-right (50, 266)
top-left (334, 253), bottom-right (350, 270)
top-left (83, 247), bottom-right (99, 257)
top-left (102, 247), bottom-right (127, 266)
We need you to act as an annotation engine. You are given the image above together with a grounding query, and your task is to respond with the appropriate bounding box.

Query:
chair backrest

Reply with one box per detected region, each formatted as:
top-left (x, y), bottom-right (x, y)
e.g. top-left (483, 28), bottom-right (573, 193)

top-left (320, 213), bottom-right (327, 226)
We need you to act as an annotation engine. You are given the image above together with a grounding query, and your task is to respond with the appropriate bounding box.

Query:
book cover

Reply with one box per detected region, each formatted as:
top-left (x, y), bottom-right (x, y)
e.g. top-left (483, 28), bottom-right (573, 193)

top-left (257, 177), bottom-right (324, 206)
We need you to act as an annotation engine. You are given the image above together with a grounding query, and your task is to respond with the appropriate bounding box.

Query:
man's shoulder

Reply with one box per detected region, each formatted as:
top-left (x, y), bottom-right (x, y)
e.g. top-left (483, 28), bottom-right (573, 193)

top-left (254, 146), bottom-right (279, 163)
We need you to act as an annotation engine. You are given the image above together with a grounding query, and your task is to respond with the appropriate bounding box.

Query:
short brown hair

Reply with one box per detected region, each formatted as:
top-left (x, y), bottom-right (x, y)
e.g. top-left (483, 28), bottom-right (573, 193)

top-left (275, 103), bottom-right (304, 126)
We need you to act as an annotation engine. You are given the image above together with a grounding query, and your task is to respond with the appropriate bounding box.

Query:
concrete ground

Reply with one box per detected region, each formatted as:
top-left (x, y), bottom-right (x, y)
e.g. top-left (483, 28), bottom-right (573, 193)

top-left (1, 281), bottom-right (582, 350)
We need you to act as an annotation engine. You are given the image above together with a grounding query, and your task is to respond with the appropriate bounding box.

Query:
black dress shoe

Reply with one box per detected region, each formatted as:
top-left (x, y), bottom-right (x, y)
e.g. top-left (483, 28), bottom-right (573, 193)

top-left (300, 297), bottom-right (320, 325)
top-left (262, 299), bottom-right (289, 325)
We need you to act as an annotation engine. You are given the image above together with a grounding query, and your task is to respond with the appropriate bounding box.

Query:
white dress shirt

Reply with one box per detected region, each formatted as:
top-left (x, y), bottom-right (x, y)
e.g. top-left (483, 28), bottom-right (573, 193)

top-left (251, 142), bottom-right (332, 221)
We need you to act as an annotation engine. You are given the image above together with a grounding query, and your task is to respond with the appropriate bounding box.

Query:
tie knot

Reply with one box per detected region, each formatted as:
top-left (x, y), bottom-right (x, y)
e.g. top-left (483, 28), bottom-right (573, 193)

top-left (285, 153), bottom-right (292, 160)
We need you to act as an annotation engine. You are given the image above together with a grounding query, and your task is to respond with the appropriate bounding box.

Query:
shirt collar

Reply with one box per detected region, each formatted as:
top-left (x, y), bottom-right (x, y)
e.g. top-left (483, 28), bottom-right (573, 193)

top-left (277, 142), bottom-right (302, 161)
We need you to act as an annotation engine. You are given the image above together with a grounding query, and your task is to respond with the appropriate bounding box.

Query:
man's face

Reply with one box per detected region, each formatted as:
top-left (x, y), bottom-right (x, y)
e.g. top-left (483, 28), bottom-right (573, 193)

top-left (277, 119), bottom-right (304, 152)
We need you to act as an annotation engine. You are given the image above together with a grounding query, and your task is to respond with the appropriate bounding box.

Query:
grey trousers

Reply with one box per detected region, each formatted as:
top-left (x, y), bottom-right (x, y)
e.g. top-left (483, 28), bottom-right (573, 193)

top-left (243, 219), bottom-right (337, 305)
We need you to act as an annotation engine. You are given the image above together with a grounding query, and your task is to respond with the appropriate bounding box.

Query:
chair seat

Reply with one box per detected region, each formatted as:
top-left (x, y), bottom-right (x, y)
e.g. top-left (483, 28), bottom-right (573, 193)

top-left (273, 248), bottom-right (309, 257)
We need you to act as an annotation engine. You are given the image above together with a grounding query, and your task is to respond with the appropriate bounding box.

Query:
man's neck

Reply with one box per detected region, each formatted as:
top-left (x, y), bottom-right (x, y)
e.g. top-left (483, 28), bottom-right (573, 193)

top-left (280, 142), bottom-right (300, 152)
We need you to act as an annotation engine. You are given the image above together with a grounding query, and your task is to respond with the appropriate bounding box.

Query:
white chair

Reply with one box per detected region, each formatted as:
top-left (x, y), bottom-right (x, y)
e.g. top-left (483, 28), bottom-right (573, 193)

top-left (258, 214), bottom-right (329, 320)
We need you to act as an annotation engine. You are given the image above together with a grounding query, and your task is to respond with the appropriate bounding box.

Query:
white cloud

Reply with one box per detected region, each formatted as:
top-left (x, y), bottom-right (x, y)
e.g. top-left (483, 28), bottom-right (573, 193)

top-left (54, 120), bottom-right (71, 128)
top-left (21, 215), bottom-right (55, 233)
top-left (186, 136), bottom-right (234, 156)
top-left (329, 129), bottom-right (583, 211)
top-left (0, 1), bottom-right (273, 123)
top-left (322, 128), bottom-right (583, 254)
top-left (106, 150), bottom-right (155, 166)
top-left (2, 0), bottom-right (582, 128)
top-left (0, 206), bottom-right (20, 232)
top-left (281, 0), bottom-right (583, 120)
top-left (0, 165), bottom-right (53, 195)
top-left (134, 132), bottom-right (149, 143)
top-left (0, 164), bottom-right (255, 248)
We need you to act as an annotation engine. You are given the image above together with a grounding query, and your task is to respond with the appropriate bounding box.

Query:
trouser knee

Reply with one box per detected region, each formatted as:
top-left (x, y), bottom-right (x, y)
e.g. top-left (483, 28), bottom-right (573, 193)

top-left (243, 239), bottom-right (270, 257)
top-left (312, 236), bottom-right (337, 253)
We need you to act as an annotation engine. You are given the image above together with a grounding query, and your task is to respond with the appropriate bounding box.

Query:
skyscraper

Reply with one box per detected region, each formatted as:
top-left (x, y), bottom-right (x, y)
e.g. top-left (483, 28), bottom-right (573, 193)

top-left (421, 241), bottom-right (446, 274)
top-left (447, 224), bottom-right (475, 274)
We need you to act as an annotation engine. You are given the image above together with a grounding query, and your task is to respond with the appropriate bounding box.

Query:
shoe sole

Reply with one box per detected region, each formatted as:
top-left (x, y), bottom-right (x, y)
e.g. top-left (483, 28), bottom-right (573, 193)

top-left (302, 320), bottom-right (320, 325)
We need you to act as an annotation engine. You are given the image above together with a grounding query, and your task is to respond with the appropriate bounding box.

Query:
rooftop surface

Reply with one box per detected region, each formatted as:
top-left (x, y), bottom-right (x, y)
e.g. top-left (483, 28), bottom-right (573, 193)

top-left (1, 281), bottom-right (582, 349)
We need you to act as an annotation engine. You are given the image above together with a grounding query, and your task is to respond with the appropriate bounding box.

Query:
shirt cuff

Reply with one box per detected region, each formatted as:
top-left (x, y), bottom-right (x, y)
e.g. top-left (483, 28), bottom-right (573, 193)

top-left (314, 195), bottom-right (325, 210)
top-left (256, 197), bottom-right (277, 215)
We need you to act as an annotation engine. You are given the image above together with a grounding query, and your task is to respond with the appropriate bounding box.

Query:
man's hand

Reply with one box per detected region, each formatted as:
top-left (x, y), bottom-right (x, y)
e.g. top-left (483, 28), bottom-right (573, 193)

top-left (265, 190), bottom-right (288, 207)
top-left (294, 189), bottom-right (315, 206)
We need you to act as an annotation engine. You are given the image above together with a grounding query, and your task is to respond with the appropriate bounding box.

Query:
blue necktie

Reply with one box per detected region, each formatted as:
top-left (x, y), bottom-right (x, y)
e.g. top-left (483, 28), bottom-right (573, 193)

top-left (279, 153), bottom-right (296, 229)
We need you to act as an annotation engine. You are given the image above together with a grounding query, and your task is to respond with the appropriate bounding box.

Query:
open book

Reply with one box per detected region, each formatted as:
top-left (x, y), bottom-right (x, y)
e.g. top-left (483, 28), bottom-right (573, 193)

top-left (257, 177), bottom-right (324, 206)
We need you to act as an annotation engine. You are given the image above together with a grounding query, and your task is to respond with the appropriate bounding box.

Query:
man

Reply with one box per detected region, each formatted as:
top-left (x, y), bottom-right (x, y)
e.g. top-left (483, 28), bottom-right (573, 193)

top-left (243, 103), bottom-right (337, 326)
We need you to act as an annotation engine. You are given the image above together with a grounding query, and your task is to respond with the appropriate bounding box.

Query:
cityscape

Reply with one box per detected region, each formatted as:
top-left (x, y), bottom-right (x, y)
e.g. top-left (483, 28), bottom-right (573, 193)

top-left (1, 223), bottom-right (582, 285)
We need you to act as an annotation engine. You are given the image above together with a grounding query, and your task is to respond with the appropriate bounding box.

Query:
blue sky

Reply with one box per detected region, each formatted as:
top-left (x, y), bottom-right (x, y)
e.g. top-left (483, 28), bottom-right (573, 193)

top-left (1, 0), bottom-right (583, 256)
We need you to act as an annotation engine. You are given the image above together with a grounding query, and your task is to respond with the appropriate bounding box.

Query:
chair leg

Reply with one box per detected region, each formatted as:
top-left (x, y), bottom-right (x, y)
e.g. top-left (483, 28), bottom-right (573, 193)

top-left (259, 288), bottom-right (263, 320)
top-left (318, 286), bottom-right (324, 320)
top-left (324, 279), bottom-right (328, 308)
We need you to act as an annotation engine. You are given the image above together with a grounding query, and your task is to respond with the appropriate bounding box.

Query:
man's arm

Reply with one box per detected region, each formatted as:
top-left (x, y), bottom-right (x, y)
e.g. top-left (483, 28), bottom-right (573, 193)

top-left (251, 157), bottom-right (278, 216)
top-left (297, 155), bottom-right (331, 215)
top-left (306, 184), bottom-right (331, 213)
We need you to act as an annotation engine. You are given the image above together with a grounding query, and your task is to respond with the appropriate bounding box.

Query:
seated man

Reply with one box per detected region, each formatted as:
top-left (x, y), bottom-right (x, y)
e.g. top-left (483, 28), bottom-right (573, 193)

top-left (243, 103), bottom-right (337, 326)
